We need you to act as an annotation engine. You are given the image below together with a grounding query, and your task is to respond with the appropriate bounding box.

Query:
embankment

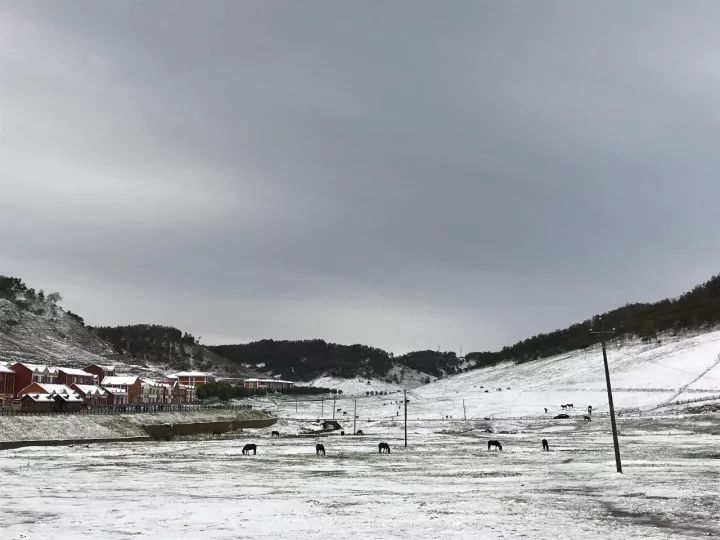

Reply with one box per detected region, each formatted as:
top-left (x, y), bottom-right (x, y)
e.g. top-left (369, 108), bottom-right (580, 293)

top-left (0, 409), bottom-right (276, 449)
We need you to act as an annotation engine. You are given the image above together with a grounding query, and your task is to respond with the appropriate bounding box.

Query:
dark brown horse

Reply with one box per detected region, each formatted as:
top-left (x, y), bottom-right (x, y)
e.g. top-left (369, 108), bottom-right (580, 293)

top-left (316, 443), bottom-right (326, 456)
top-left (378, 442), bottom-right (391, 453)
top-left (487, 440), bottom-right (502, 451)
top-left (242, 444), bottom-right (257, 455)
top-left (542, 439), bottom-right (549, 451)
top-left (271, 430), bottom-right (280, 437)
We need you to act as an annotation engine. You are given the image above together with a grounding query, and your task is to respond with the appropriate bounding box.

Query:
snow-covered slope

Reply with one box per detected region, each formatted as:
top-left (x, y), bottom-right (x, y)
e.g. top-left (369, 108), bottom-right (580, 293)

top-left (0, 298), bottom-right (114, 366)
top-left (306, 363), bottom-right (436, 395)
top-left (255, 331), bottom-right (720, 421)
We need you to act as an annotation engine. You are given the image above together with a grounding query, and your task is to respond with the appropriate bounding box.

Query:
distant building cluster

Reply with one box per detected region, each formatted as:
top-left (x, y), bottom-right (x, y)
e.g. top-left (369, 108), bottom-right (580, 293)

top-left (0, 362), bottom-right (214, 412)
top-left (242, 378), bottom-right (295, 392)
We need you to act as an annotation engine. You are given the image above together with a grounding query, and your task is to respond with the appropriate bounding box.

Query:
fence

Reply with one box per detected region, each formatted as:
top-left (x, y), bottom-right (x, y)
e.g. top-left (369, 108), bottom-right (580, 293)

top-left (0, 402), bottom-right (253, 417)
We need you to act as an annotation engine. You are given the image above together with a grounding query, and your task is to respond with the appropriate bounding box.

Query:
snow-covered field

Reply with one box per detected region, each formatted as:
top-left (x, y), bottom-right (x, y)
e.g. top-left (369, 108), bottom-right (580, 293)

top-left (2, 331), bottom-right (720, 538)
top-left (0, 414), bottom-right (718, 539)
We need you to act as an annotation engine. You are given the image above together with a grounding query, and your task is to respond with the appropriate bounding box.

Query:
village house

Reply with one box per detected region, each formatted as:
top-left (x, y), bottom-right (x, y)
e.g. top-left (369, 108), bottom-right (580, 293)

top-left (16, 383), bottom-right (84, 412)
top-left (71, 384), bottom-right (109, 406)
top-left (101, 376), bottom-right (142, 403)
top-left (243, 378), bottom-right (295, 392)
top-left (52, 392), bottom-right (85, 412)
top-left (139, 378), bottom-right (165, 403)
top-left (169, 371), bottom-right (213, 389)
top-left (103, 386), bottom-right (128, 406)
top-left (11, 363), bottom-right (59, 396)
top-left (20, 393), bottom-right (55, 413)
top-left (0, 363), bottom-right (15, 404)
top-left (57, 367), bottom-right (98, 387)
top-left (17, 382), bottom-right (77, 398)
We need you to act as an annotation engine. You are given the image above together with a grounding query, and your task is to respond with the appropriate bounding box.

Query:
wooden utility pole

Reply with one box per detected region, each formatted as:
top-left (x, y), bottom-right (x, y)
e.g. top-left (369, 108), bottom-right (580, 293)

top-left (321, 397), bottom-right (324, 418)
top-left (463, 399), bottom-right (466, 421)
top-left (295, 395), bottom-right (298, 414)
top-left (592, 318), bottom-right (623, 473)
top-left (332, 393), bottom-right (336, 419)
top-left (353, 399), bottom-right (357, 434)
top-left (404, 388), bottom-right (408, 447)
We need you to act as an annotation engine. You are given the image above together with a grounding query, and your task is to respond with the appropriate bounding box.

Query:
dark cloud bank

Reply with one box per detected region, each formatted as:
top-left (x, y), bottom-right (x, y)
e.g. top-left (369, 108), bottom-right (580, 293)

top-left (2, 1), bottom-right (719, 353)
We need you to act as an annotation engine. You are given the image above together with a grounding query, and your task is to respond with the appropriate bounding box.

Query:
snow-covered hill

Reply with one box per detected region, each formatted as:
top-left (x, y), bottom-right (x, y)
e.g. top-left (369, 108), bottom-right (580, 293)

top-left (252, 330), bottom-right (720, 421)
top-left (0, 298), bottom-right (114, 366)
top-left (305, 363), bottom-right (436, 395)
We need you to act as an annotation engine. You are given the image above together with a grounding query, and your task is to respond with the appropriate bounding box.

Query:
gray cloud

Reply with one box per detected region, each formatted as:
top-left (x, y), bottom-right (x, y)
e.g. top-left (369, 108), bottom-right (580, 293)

top-left (2, 1), bottom-right (720, 353)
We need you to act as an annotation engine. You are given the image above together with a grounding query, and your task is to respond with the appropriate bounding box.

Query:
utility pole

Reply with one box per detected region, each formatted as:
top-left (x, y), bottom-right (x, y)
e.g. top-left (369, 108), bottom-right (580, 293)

top-left (295, 395), bottom-right (298, 414)
top-left (321, 397), bottom-right (324, 418)
top-left (332, 393), bottom-right (336, 419)
top-left (353, 399), bottom-right (357, 434)
top-left (463, 399), bottom-right (466, 421)
top-left (592, 317), bottom-right (623, 473)
top-left (404, 388), bottom-right (408, 447)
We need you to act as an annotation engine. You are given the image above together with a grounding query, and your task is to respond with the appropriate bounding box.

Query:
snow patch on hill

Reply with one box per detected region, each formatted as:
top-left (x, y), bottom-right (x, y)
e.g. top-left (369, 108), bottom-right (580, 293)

top-left (305, 364), bottom-right (435, 396)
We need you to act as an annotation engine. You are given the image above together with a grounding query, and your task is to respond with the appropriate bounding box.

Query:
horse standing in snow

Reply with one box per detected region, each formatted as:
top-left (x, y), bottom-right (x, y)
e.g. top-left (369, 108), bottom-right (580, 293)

top-left (316, 444), bottom-right (326, 456)
top-left (487, 440), bottom-right (502, 451)
top-left (242, 444), bottom-right (257, 455)
top-left (271, 430), bottom-right (280, 438)
top-left (542, 439), bottom-right (550, 451)
top-left (378, 442), bottom-right (391, 453)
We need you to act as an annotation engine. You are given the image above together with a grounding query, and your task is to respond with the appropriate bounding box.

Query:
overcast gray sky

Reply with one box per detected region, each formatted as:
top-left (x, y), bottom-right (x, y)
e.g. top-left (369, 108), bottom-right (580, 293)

top-left (2, 1), bottom-right (719, 353)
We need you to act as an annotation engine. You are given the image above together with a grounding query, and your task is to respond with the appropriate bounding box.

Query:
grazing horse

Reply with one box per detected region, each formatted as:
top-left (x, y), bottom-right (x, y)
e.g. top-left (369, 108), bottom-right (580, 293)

top-left (568, 403), bottom-right (574, 409)
top-left (583, 415), bottom-right (591, 422)
top-left (542, 439), bottom-right (549, 451)
top-left (487, 440), bottom-right (502, 451)
top-left (316, 443), bottom-right (326, 456)
top-left (355, 430), bottom-right (364, 435)
top-left (561, 404), bottom-right (567, 410)
top-left (378, 442), bottom-right (391, 454)
top-left (271, 430), bottom-right (280, 438)
top-left (587, 405), bottom-right (592, 414)
top-left (242, 444), bottom-right (257, 455)
top-left (212, 431), bottom-right (222, 437)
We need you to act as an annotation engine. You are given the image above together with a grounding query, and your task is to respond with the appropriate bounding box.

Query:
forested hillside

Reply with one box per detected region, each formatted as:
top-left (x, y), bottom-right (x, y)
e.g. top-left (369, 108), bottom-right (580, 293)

top-left (92, 324), bottom-right (262, 377)
top-left (210, 339), bottom-right (394, 380)
top-left (466, 273), bottom-right (720, 369)
top-left (5, 271), bottom-right (720, 382)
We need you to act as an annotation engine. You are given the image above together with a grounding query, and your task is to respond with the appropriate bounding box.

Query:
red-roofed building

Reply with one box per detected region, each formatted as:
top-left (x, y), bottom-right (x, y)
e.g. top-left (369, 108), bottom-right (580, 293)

top-left (0, 363), bottom-right (15, 404)
top-left (71, 384), bottom-right (109, 406)
top-left (102, 376), bottom-right (142, 404)
top-left (57, 368), bottom-right (97, 387)
top-left (11, 363), bottom-right (58, 396)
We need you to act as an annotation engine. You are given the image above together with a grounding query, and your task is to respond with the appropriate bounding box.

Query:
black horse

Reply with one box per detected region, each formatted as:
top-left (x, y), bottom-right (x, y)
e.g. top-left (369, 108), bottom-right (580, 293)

top-left (542, 439), bottom-right (549, 451)
top-left (316, 443), bottom-right (326, 456)
top-left (583, 415), bottom-right (591, 422)
top-left (355, 430), bottom-right (363, 435)
top-left (487, 440), bottom-right (502, 451)
top-left (271, 430), bottom-right (280, 438)
top-left (378, 442), bottom-right (391, 454)
top-left (242, 444), bottom-right (257, 455)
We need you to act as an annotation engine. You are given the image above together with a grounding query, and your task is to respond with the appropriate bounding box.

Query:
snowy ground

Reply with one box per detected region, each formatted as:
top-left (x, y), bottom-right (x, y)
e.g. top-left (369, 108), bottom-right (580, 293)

top-left (0, 414), bottom-right (718, 539)
top-left (2, 332), bottom-right (720, 538)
